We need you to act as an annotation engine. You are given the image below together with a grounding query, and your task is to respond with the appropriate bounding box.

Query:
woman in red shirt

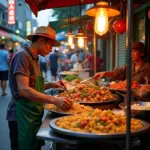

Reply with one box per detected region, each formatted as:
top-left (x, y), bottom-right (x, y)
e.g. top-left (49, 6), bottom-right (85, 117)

top-left (82, 51), bottom-right (104, 76)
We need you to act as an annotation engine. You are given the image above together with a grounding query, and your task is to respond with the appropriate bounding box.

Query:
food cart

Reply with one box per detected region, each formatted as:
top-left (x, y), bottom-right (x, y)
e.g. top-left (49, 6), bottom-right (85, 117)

top-left (24, 0), bottom-right (150, 150)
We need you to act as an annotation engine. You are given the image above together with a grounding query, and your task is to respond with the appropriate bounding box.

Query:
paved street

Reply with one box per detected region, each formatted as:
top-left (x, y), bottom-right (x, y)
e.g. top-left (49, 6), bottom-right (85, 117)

top-left (0, 85), bottom-right (11, 150)
top-left (0, 74), bottom-right (52, 150)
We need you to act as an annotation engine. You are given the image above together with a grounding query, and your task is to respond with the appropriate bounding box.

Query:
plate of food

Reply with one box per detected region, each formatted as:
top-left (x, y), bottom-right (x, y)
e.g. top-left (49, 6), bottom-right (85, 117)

top-left (58, 83), bottom-right (118, 106)
top-left (109, 80), bottom-right (141, 93)
top-left (119, 101), bottom-right (150, 117)
top-left (44, 102), bottom-right (94, 116)
top-left (50, 109), bottom-right (150, 139)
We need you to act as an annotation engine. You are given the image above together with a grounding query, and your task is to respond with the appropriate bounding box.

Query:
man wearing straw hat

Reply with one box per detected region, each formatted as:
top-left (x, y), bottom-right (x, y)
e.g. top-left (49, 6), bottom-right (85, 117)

top-left (6, 25), bottom-right (72, 150)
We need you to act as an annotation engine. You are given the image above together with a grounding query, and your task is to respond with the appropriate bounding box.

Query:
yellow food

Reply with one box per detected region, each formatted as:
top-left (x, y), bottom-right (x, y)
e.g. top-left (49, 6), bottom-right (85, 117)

top-left (44, 103), bottom-right (93, 114)
top-left (56, 109), bottom-right (143, 134)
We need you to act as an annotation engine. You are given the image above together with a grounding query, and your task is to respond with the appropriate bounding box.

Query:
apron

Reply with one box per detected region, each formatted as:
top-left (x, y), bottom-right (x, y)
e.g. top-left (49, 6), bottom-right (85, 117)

top-left (16, 48), bottom-right (45, 150)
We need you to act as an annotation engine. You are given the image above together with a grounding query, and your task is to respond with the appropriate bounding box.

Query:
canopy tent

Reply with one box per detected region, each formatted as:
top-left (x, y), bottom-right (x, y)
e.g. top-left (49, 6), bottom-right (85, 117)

top-left (0, 29), bottom-right (11, 39)
top-left (9, 33), bottom-right (26, 43)
top-left (0, 28), bottom-right (26, 43)
top-left (25, 0), bottom-right (122, 17)
top-left (50, 15), bottom-right (91, 33)
top-left (25, 0), bottom-right (149, 17)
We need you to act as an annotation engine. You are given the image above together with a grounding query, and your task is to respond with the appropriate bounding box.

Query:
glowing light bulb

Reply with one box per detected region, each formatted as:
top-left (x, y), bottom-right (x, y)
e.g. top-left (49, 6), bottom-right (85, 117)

top-left (94, 8), bottom-right (108, 35)
top-left (71, 43), bottom-right (75, 49)
top-left (78, 37), bottom-right (84, 48)
top-left (68, 35), bottom-right (73, 46)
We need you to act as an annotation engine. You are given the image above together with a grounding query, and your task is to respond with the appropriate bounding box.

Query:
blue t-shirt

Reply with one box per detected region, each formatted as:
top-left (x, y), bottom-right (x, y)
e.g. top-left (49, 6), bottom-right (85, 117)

top-left (0, 49), bottom-right (9, 71)
top-left (49, 53), bottom-right (59, 68)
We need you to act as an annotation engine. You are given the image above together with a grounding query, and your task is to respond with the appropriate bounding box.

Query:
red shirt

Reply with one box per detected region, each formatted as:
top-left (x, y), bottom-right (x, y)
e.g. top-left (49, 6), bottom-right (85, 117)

top-left (88, 55), bottom-right (103, 71)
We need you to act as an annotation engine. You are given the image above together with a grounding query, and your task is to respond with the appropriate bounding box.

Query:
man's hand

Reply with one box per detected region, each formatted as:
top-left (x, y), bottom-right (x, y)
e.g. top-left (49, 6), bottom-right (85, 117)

top-left (53, 97), bottom-right (72, 110)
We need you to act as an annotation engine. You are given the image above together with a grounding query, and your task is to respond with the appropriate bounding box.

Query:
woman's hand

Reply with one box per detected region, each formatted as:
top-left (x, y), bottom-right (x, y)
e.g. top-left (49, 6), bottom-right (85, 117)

top-left (94, 72), bottom-right (106, 80)
top-left (53, 97), bottom-right (72, 110)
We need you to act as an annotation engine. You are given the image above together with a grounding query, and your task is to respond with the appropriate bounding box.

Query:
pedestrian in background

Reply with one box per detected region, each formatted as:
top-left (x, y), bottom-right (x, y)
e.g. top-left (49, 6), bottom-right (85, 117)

top-left (0, 44), bottom-right (9, 96)
top-left (49, 49), bottom-right (59, 81)
top-left (82, 50), bottom-right (104, 77)
top-left (39, 55), bottom-right (48, 82)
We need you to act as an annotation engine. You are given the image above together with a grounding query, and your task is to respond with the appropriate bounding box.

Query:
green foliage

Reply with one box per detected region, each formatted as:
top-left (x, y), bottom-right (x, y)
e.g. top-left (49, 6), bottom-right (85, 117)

top-left (52, 5), bottom-right (87, 20)
top-left (63, 75), bottom-right (80, 82)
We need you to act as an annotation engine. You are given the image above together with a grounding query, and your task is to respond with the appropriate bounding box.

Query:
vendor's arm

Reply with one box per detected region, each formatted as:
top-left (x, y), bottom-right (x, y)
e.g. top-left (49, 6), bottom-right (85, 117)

top-left (94, 71), bottom-right (116, 79)
top-left (94, 65), bottom-right (126, 80)
top-left (16, 74), bottom-right (71, 109)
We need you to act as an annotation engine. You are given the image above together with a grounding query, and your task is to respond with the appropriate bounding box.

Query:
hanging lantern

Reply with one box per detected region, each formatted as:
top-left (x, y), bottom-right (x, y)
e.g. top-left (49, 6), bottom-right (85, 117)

top-left (71, 43), bottom-right (75, 49)
top-left (113, 19), bottom-right (126, 33)
top-left (86, 2), bottom-right (120, 35)
top-left (75, 26), bottom-right (87, 48)
top-left (67, 28), bottom-right (74, 46)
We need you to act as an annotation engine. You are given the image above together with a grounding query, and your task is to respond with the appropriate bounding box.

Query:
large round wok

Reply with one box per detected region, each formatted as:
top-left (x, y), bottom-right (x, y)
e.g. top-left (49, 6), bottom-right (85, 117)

top-left (50, 117), bottom-right (150, 139)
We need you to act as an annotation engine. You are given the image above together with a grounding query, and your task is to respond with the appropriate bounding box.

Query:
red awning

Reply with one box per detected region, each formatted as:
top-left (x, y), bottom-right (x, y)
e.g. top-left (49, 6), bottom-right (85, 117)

top-left (25, 0), bottom-right (149, 17)
top-left (0, 29), bottom-right (11, 39)
top-left (25, 0), bottom-right (95, 16)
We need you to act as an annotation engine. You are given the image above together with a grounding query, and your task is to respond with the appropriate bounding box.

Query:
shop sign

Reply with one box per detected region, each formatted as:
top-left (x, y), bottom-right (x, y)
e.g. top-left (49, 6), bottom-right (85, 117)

top-left (26, 21), bottom-right (31, 36)
top-left (8, 0), bottom-right (16, 24)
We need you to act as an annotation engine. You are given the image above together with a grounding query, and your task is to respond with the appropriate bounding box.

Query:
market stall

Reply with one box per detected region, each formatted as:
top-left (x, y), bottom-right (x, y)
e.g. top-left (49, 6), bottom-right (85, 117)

top-left (24, 0), bottom-right (150, 150)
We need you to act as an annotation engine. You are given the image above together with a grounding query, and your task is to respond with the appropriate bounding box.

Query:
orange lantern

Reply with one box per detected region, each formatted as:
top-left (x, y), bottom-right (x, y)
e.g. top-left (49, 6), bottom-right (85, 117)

top-left (113, 19), bottom-right (126, 34)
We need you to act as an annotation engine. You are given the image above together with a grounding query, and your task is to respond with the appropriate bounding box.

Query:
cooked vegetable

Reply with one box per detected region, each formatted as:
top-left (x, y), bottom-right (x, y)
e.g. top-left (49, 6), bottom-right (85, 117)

top-left (63, 75), bottom-right (80, 82)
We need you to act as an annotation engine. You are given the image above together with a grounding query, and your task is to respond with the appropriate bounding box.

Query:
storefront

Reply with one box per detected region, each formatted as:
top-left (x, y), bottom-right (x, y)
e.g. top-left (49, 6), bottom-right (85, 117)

top-left (0, 27), bottom-right (26, 50)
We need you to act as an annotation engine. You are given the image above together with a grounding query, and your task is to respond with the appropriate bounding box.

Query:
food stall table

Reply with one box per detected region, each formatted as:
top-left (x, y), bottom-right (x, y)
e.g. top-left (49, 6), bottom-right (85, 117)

top-left (37, 112), bottom-right (145, 150)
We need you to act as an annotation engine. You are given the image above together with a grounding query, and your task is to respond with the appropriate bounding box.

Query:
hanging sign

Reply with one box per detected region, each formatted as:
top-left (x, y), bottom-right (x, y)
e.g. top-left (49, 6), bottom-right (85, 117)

top-left (8, 0), bottom-right (16, 24)
top-left (26, 21), bottom-right (31, 36)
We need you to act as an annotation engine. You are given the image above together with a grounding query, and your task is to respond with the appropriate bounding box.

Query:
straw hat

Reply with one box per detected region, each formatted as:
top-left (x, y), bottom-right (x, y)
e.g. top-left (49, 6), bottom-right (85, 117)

top-left (27, 25), bottom-right (60, 46)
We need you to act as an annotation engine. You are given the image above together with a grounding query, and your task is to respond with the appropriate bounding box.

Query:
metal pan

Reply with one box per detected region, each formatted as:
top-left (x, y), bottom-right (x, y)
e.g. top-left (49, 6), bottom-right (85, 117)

top-left (50, 118), bottom-right (150, 139)
top-left (78, 94), bottom-right (120, 106)
top-left (109, 88), bottom-right (126, 94)
top-left (132, 90), bottom-right (150, 102)
top-left (79, 99), bottom-right (118, 106)
top-left (48, 110), bottom-right (72, 117)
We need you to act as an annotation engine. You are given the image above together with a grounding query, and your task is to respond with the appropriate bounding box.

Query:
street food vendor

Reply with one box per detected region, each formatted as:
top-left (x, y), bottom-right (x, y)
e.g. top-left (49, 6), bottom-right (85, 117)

top-left (6, 25), bottom-right (72, 150)
top-left (94, 41), bottom-right (150, 84)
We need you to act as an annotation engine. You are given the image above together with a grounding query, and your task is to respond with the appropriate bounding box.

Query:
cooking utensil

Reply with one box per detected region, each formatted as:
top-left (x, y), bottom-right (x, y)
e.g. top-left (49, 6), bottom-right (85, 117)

top-left (57, 74), bottom-right (73, 99)
top-left (80, 77), bottom-right (94, 84)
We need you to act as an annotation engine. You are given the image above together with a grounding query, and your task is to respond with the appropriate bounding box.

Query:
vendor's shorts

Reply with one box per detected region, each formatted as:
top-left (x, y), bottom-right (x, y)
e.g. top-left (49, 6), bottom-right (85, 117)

top-left (0, 70), bottom-right (8, 80)
top-left (50, 68), bottom-right (57, 77)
